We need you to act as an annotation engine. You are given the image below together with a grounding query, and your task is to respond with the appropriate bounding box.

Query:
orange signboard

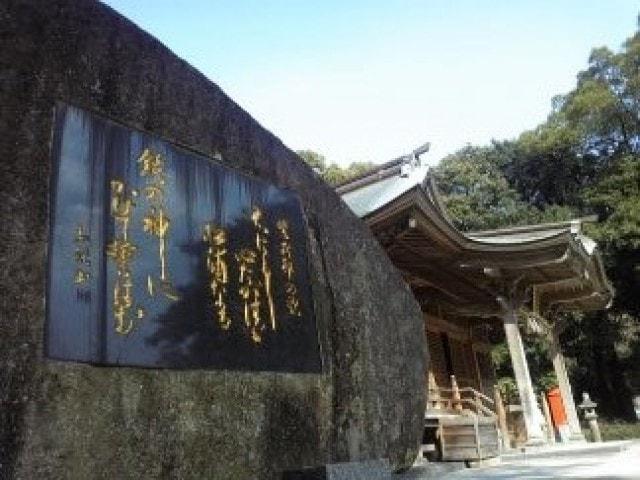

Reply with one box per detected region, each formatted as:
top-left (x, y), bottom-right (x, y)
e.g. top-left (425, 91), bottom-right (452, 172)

top-left (547, 387), bottom-right (568, 427)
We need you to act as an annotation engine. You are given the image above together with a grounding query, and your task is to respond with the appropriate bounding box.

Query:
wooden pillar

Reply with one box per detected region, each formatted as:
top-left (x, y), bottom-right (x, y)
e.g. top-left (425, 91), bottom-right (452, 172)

top-left (494, 385), bottom-right (511, 450)
top-left (471, 346), bottom-right (484, 394)
top-left (427, 370), bottom-right (439, 410)
top-left (549, 326), bottom-right (585, 442)
top-left (451, 375), bottom-right (462, 411)
top-left (502, 306), bottom-right (545, 445)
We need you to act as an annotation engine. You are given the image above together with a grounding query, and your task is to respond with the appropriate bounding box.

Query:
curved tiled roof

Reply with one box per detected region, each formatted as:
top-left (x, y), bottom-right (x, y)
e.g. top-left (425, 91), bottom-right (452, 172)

top-left (339, 165), bottom-right (613, 316)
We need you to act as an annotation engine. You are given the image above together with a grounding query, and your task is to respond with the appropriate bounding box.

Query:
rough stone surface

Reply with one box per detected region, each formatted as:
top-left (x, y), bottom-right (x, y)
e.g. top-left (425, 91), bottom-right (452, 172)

top-left (0, 1), bottom-right (427, 479)
top-left (394, 461), bottom-right (467, 480)
top-left (284, 459), bottom-right (393, 479)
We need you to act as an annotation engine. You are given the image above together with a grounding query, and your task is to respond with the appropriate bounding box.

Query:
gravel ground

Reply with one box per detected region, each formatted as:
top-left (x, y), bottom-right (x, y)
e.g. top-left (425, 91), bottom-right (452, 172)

top-left (397, 440), bottom-right (640, 479)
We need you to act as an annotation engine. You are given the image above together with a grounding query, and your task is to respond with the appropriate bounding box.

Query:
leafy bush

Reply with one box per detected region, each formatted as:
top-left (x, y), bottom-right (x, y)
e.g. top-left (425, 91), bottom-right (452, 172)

top-left (582, 419), bottom-right (640, 441)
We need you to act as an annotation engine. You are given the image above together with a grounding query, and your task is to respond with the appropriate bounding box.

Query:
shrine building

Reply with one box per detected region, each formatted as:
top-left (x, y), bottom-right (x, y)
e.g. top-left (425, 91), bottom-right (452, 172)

top-left (337, 146), bottom-right (614, 462)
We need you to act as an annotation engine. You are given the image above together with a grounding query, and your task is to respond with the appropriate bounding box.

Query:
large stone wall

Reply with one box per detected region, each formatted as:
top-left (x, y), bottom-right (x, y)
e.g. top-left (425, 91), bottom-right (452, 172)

top-left (0, 1), bottom-right (427, 478)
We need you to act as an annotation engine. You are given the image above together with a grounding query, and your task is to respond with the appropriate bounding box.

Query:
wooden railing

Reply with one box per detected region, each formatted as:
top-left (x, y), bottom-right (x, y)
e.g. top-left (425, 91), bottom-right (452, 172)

top-left (427, 376), bottom-right (512, 451)
top-left (428, 375), bottom-right (496, 418)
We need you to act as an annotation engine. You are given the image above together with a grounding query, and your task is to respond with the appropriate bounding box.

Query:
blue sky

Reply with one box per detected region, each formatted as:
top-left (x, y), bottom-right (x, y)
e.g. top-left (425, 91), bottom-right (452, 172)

top-left (103, 1), bottom-right (639, 166)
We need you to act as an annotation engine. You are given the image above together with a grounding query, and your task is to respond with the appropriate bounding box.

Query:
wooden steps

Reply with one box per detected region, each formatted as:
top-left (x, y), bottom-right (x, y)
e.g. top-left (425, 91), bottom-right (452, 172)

top-left (425, 414), bottom-right (501, 461)
top-left (424, 380), bottom-right (502, 462)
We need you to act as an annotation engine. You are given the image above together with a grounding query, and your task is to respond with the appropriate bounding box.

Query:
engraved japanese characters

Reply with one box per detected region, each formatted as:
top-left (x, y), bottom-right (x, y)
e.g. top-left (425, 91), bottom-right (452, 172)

top-left (46, 104), bottom-right (320, 372)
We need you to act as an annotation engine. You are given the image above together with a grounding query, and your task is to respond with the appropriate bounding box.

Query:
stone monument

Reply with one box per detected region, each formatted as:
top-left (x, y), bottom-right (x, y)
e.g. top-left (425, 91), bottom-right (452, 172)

top-left (0, 1), bottom-right (427, 478)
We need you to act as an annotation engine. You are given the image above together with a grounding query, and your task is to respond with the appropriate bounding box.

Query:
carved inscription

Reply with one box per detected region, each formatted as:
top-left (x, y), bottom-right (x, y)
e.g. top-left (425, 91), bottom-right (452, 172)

top-left (102, 151), bottom-right (304, 342)
top-left (139, 149), bottom-right (180, 302)
top-left (203, 223), bottom-right (230, 329)
top-left (48, 104), bottom-right (320, 371)
top-left (277, 219), bottom-right (301, 316)
top-left (106, 179), bottom-right (144, 335)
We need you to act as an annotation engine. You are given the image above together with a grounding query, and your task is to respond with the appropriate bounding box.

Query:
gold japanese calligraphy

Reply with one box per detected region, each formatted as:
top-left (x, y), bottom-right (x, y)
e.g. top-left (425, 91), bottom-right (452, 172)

top-left (106, 179), bottom-right (144, 335)
top-left (252, 207), bottom-right (277, 331)
top-left (236, 247), bottom-right (263, 343)
top-left (104, 168), bottom-right (306, 342)
top-left (204, 209), bottom-right (304, 342)
top-left (203, 223), bottom-right (230, 329)
top-left (276, 219), bottom-right (301, 316)
top-left (138, 148), bottom-right (179, 302)
top-left (48, 105), bottom-right (322, 370)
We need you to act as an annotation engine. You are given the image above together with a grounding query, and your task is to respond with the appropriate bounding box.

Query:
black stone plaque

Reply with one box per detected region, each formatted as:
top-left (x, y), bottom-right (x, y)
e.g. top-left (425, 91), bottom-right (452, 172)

top-left (45, 103), bottom-right (321, 372)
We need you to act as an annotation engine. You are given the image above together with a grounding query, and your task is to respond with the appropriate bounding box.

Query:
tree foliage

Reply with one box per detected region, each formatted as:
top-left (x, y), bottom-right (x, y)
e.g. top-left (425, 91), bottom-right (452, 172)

top-left (434, 15), bottom-right (640, 417)
top-left (432, 144), bottom-right (575, 231)
top-left (296, 150), bottom-right (375, 186)
top-left (298, 17), bottom-right (640, 417)
top-left (432, 145), bottom-right (534, 231)
top-left (585, 156), bottom-right (640, 249)
top-left (296, 149), bottom-right (327, 172)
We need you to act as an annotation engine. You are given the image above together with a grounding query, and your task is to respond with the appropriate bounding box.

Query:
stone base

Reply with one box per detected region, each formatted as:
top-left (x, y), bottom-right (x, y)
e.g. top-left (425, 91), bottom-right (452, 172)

top-left (524, 436), bottom-right (547, 447)
top-left (282, 459), bottom-right (392, 479)
top-left (467, 457), bottom-right (502, 468)
top-left (396, 459), bottom-right (466, 480)
top-left (567, 431), bottom-right (587, 443)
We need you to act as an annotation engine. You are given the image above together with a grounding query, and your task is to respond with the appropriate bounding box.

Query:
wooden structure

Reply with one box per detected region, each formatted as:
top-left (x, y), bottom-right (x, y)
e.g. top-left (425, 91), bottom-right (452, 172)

top-left (423, 377), bottom-right (501, 461)
top-left (337, 151), bottom-right (613, 460)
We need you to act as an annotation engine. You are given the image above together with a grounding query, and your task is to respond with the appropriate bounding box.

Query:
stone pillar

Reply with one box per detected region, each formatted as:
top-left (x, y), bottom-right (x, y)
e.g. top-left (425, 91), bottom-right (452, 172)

top-left (549, 327), bottom-right (586, 442)
top-left (502, 306), bottom-right (546, 445)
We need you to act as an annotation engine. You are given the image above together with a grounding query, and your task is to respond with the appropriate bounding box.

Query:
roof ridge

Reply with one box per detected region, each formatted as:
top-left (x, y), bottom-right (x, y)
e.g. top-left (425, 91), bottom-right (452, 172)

top-left (334, 155), bottom-right (407, 193)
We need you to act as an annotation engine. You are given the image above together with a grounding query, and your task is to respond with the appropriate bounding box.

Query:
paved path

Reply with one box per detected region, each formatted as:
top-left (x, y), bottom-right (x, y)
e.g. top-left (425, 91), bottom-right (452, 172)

top-left (441, 440), bottom-right (640, 479)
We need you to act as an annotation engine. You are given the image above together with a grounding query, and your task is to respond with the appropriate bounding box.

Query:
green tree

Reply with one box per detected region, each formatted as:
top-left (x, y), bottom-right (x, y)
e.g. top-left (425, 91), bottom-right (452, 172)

top-left (499, 17), bottom-right (640, 210)
top-left (504, 119), bottom-right (595, 209)
top-left (296, 150), bottom-right (327, 172)
top-left (562, 35), bottom-right (640, 157)
top-left (558, 21), bottom-right (640, 417)
top-left (435, 16), bottom-right (640, 417)
top-left (585, 155), bottom-right (640, 250)
top-left (297, 149), bottom-right (375, 186)
top-left (506, 17), bottom-right (640, 417)
top-left (432, 144), bottom-right (574, 231)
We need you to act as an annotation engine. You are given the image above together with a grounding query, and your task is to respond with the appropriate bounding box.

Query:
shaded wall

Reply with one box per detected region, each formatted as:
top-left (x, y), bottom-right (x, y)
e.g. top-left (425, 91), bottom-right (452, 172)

top-left (0, 1), bottom-right (427, 479)
top-left (425, 314), bottom-right (495, 396)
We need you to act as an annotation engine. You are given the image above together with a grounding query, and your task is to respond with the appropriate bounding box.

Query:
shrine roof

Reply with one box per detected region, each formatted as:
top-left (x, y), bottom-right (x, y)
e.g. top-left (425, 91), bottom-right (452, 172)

top-left (338, 162), bottom-right (614, 317)
top-left (338, 161), bottom-right (429, 218)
